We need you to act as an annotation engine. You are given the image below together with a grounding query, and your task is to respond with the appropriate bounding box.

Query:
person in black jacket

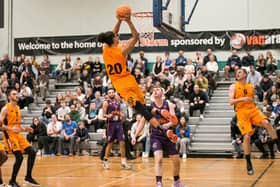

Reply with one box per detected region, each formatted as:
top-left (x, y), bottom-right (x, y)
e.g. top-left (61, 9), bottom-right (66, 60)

top-left (75, 121), bottom-right (90, 155)
top-left (224, 49), bottom-right (241, 80)
top-left (189, 85), bottom-right (207, 119)
top-left (27, 117), bottom-right (47, 156)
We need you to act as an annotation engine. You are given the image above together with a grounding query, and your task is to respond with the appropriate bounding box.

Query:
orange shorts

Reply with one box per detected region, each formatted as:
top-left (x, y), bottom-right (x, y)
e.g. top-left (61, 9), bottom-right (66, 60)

top-left (0, 142), bottom-right (4, 151)
top-left (3, 132), bottom-right (30, 153)
top-left (112, 75), bottom-right (144, 106)
top-left (236, 107), bottom-right (266, 135)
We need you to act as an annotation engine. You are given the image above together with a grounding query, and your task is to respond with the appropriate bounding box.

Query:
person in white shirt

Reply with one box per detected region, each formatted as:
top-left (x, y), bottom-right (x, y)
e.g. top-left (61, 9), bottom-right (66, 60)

top-left (184, 58), bottom-right (195, 75)
top-left (56, 100), bottom-right (70, 121)
top-left (45, 114), bottom-right (62, 155)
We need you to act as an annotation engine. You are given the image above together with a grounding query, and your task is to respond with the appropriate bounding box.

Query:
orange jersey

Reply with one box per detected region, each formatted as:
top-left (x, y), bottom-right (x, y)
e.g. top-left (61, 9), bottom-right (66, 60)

top-left (103, 45), bottom-right (131, 82)
top-left (234, 82), bottom-right (255, 111)
top-left (5, 103), bottom-right (21, 128)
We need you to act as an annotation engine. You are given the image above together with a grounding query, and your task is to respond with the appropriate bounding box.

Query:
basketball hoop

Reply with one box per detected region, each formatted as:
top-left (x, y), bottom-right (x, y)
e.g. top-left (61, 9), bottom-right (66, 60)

top-left (132, 11), bottom-right (154, 40)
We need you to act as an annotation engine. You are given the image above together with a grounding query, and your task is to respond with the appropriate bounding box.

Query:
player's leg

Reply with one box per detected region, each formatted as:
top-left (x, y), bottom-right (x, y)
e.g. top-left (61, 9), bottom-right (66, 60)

top-left (260, 119), bottom-right (280, 151)
top-left (23, 146), bottom-right (39, 186)
top-left (9, 151), bottom-right (23, 186)
top-left (154, 150), bottom-right (163, 187)
top-left (243, 133), bottom-right (254, 175)
top-left (103, 142), bottom-right (113, 169)
top-left (0, 150), bottom-right (8, 186)
top-left (117, 124), bottom-right (131, 169)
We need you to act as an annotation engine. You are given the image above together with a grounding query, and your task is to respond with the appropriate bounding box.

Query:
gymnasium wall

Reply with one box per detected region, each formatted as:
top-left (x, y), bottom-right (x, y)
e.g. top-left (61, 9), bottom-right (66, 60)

top-left (1, 0), bottom-right (280, 64)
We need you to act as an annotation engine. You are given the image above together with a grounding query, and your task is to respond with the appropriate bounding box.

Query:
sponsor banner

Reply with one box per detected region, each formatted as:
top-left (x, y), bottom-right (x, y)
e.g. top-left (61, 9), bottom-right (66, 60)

top-left (14, 29), bottom-right (280, 55)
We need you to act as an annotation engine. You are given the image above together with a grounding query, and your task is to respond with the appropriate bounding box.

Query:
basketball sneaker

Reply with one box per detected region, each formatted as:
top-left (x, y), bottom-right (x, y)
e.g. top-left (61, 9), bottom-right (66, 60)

top-left (172, 180), bottom-right (186, 187)
top-left (103, 160), bottom-right (109, 170)
top-left (166, 130), bottom-right (178, 143)
top-left (160, 110), bottom-right (178, 126)
top-left (8, 181), bottom-right (21, 187)
top-left (121, 163), bottom-right (132, 170)
top-left (0, 184), bottom-right (6, 187)
top-left (246, 161), bottom-right (254, 175)
top-left (24, 177), bottom-right (40, 186)
top-left (156, 182), bottom-right (163, 187)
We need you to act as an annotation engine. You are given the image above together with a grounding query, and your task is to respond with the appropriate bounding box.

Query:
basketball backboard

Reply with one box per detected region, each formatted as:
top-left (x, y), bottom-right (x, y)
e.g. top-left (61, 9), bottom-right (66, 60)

top-left (153, 0), bottom-right (199, 39)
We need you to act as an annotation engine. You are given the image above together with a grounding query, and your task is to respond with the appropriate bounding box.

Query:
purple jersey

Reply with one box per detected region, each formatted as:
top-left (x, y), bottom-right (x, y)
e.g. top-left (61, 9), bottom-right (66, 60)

top-left (150, 101), bottom-right (170, 136)
top-left (106, 99), bottom-right (121, 124)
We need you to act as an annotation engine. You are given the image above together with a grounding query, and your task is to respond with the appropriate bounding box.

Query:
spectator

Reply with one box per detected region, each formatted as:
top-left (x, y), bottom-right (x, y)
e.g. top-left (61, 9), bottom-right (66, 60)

top-left (8, 72), bottom-right (19, 89)
top-left (247, 65), bottom-right (263, 101)
top-left (163, 51), bottom-right (172, 68)
top-left (274, 114), bottom-right (280, 151)
top-left (184, 58), bottom-right (195, 75)
top-left (27, 117), bottom-right (47, 156)
top-left (132, 58), bottom-right (145, 76)
top-left (152, 56), bottom-right (165, 80)
top-left (230, 115), bottom-right (243, 158)
top-left (266, 51), bottom-right (277, 75)
top-left (194, 72), bottom-right (209, 103)
top-left (203, 48), bottom-right (217, 65)
top-left (1, 53), bottom-right (13, 76)
top-left (256, 53), bottom-right (266, 75)
top-left (76, 86), bottom-right (85, 102)
top-left (176, 50), bottom-right (187, 68)
top-left (53, 60), bottom-right (65, 80)
top-left (224, 49), bottom-right (241, 80)
top-left (18, 83), bottom-right (34, 109)
top-left (40, 55), bottom-right (51, 74)
top-left (79, 69), bottom-right (91, 90)
top-left (75, 121), bottom-right (90, 156)
top-left (85, 102), bottom-right (99, 132)
top-left (36, 69), bottom-right (49, 101)
top-left (241, 50), bottom-right (255, 71)
top-left (56, 100), bottom-right (70, 121)
top-left (265, 85), bottom-right (279, 107)
top-left (175, 115), bottom-right (191, 159)
top-left (92, 57), bottom-right (103, 76)
top-left (73, 57), bottom-right (82, 80)
top-left (81, 56), bottom-right (94, 76)
top-left (46, 114), bottom-right (62, 155)
top-left (127, 54), bottom-right (135, 72)
top-left (40, 100), bottom-right (55, 125)
top-left (92, 91), bottom-right (104, 111)
top-left (254, 126), bottom-right (275, 159)
top-left (63, 56), bottom-right (73, 81)
top-left (19, 58), bottom-right (37, 79)
top-left (68, 104), bottom-right (80, 122)
top-left (183, 74), bottom-right (194, 100)
top-left (76, 100), bottom-right (86, 120)
top-left (92, 74), bottom-right (103, 94)
top-left (61, 114), bottom-right (78, 156)
top-left (139, 51), bottom-right (149, 76)
top-left (31, 55), bottom-right (40, 70)
top-left (189, 84), bottom-right (207, 119)
top-left (260, 74), bottom-right (273, 102)
top-left (84, 87), bottom-right (94, 110)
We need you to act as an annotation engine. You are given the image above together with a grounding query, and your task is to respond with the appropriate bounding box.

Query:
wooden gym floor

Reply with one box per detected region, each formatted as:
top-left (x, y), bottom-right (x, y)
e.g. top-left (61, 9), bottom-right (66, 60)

top-left (1, 155), bottom-right (280, 187)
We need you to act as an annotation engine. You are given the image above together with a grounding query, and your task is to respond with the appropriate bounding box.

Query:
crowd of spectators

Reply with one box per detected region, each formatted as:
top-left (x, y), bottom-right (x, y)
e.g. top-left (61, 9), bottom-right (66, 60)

top-left (0, 48), bottom-right (279, 158)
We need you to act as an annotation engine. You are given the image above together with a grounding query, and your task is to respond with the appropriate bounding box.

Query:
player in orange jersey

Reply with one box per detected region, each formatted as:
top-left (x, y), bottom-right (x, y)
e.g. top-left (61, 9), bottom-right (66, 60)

top-left (0, 140), bottom-right (7, 187)
top-left (229, 69), bottom-right (280, 175)
top-left (97, 14), bottom-right (178, 143)
top-left (0, 89), bottom-right (40, 187)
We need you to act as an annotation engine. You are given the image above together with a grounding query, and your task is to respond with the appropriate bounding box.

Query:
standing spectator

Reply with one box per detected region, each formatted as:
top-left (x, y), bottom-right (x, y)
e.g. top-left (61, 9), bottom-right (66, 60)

top-left (274, 114), bottom-right (280, 151)
top-left (139, 51), bottom-right (149, 76)
top-left (203, 48), bottom-right (217, 65)
top-left (85, 102), bottom-right (99, 132)
top-left (127, 54), bottom-right (135, 72)
top-left (73, 57), bottom-right (82, 80)
top-left (224, 49), bottom-right (241, 80)
top-left (247, 65), bottom-right (263, 101)
top-left (176, 50), bottom-right (187, 68)
top-left (189, 85), bottom-right (207, 119)
top-left (61, 114), bottom-right (78, 156)
top-left (1, 53), bottom-right (13, 76)
top-left (46, 114), bottom-right (62, 155)
top-left (256, 53), bottom-right (266, 75)
top-left (92, 57), bottom-right (103, 76)
top-left (266, 51), bottom-right (277, 75)
top-left (152, 56), bottom-right (165, 80)
top-left (37, 69), bottom-right (49, 101)
top-left (40, 55), bottom-right (51, 74)
top-left (75, 121), bottom-right (90, 156)
top-left (27, 117), bottom-right (47, 156)
top-left (241, 50), bottom-right (255, 71)
top-left (175, 115), bottom-right (191, 159)
top-left (56, 100), bottom-right (70, 121)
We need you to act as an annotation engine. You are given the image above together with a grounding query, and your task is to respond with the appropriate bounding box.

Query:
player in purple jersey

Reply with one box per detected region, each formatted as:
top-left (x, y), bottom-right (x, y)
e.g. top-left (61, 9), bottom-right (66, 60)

top-left (133, 87), bottom-right (186, 187)
top-left (102, 88), bottom-right (131, 170)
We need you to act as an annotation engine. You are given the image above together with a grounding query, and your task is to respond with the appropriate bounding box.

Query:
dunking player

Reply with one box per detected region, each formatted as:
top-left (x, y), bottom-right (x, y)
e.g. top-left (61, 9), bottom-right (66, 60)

top-left (229, 69), bottom-right (280, 175)
top-left (0, 89), bottom-right (40, 187)
top-left (133, 87), bottom-right (186, 187)
top-left (102, 88), bottom-right (131, 169)
top-left (97, 11), bottom-right (177, 142)
top-left (0, 139), bottom-right (7, 186)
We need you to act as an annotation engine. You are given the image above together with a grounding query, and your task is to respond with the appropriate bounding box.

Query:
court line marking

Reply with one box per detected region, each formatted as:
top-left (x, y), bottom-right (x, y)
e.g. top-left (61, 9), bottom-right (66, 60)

top-left (250, 161), bottom-right (274, 187)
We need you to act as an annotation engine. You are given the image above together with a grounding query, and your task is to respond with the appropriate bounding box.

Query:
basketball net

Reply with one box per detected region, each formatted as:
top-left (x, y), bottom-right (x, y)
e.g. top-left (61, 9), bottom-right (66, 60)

top-left (132, 12), bottom-right (154, 41)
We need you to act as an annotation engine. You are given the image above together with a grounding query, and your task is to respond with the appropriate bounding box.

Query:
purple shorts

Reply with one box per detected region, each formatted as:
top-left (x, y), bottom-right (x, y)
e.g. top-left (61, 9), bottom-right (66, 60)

top-left (107, 123), bottom-right (125, 143)
top-left (151, 134), bottom-right (178, 156)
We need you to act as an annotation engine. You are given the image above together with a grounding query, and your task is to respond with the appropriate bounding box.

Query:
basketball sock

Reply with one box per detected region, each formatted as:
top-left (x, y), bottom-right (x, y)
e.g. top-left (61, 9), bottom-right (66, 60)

top-left (156, 176), bottom-right (162, 183)
top-left (245, 154), bottom-right (254, 175)
top-left (11, 151), bottom-right (23, 182)
top-left (0, 174), bottom-right (3, 184)
top-left (174, 176), bottom-right (180, 181)
top-left (121, 157), bottom-right (127, 164)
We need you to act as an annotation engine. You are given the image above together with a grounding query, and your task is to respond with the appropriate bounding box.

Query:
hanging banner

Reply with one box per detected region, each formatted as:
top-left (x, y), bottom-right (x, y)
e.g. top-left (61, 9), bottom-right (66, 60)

top-left (14, 29), bottom-right (280, 56)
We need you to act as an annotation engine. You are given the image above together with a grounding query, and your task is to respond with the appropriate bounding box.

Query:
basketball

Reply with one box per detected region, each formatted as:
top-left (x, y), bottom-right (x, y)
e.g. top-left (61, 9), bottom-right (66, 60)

top-left (116, 5), bottom-right (132, 19)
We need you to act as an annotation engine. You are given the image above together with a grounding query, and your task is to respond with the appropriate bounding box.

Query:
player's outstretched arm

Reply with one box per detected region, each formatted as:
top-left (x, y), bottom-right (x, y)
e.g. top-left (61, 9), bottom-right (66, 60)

top-left (122, 18), bottom-right (139, 57)
top-left (112, 19), bottom-right (122, 35)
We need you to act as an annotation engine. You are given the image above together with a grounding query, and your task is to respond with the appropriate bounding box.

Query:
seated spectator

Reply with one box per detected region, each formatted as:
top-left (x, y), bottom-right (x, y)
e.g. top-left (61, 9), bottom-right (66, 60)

top-left (130, 114), bottom-right (150, 157)
top-left (203, 48), bottom-right (217, 66)
top-left (1, 54), bottom-right (13, 75)
top-left (265, 85), bottom-right (279, 107)
top-left (36, 69), bottom-right (49, 101)
top-left (152, 56), bottom-right (165, 80)
top-left (194, 72), bottom-right (209, 103)
top-left (241, 49), bottom-right (254, 71)
top-left (133, 68), bottom-right (143, 84)
top-left (163, 51), bottom-right (172, 68)
top-left (81, 56), bottom-right (94, 77)
top-left (92, 91), bottom-right (104, 111)
top-left (68, 104), bottom-right (80, 122)
top-left (176, 50), bottom-right (187, 69)
top-left (31, 55), bottom-right (40, 70)
top-left (184, 58), bottom-right (195, 75)
top-left (256, 53), bottom-right (266, 75)
top-left (83, 87), bottom-right (94, 110)
top-left (20, 71), bottom-right (34, 90)
top-left (85, 102), bottom-right (99, 132)
top-left (92, 57), bottom-right (103, 76)
top-left (247, 65), bottom-right (262, 101)
top-left (27, 117), bottom-right (47, 156)
top-left (205, 54), bottom-right (218, 78)
top-left (40, 54), bottom-right (51, 74)
top-left (8, 72), bottom-right (19, 89)
top-left (40, 100), bottom-right (55, 125)
top-left (230, 115), bottom-right (243, 158)
top-left (56, 100), bottom-right (70, 121)
top-left (224, 49), bottom-right (241, 80)
top-left (79, 69), bottom-right (91, 90)
top-left (259, 74), bottom-right (273, 101)
top-left (254, 126), bottom-right (275, 159)
top-left (65, 90), bottom-right (73, 106)
top-left (175, 115), bottom-right (191, 159)
top-left (61, 114), bottom-right (78, 156)
top-left (76, 100), bottom-right (86, 120)
top-left (54, 94), bottom-right (63, 111)
top-left (266, 51), bottom-right (277, 75)
top-left (75, 86), bottom-right (85, 102)
top-left (19, 58), bottom-right (37, 80)
top-left (53, 60), bottom-right (65, 80)
top-left (92, 74), bottom-right (103, 94)
top-left (18, 82), bottom-right (34, 110)
top-left (62, 56), bottom-right (73, 81)
top-left (189, 85), bottom-right (207, 119)
top-left (46, 114), bottom-right (62, 155)
top-left (182, 74), bottom-right (194, 100)
top-left (75, 121), bottom-right (90, 156)
top-left (132, 58), bottom-right (145, 76)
